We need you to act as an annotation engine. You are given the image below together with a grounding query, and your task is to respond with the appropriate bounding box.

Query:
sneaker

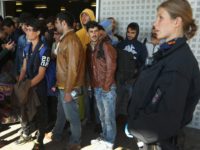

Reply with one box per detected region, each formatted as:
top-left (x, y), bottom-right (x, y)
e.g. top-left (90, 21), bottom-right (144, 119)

top-left (44, 132), bottom-right (53, 140)
top-left (90, 137), bottom-right (104, 145)
top-left (15, 135), bottom-right (33, 145)
top-left (100, 140), bottom-right (113, 150)
top-left (45, 132), bottom-right (62, 142)
top-left (92, 143), bottom-right (106, 150)
top-left (32, 142), bottom-right (45, 150)
top-left (94, 140), bottom-right (113, 150)
top-left (17, 128), bottom-right (23, 135)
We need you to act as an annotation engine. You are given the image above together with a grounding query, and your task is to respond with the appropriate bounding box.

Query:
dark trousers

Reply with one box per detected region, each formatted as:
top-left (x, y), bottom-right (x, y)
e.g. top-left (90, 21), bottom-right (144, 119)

top-left (21, 90), bottom-right (47, 144)
top-left (35, 91), bottom-right (48, 144)
top-left (116, 82), bottom-right (133, 116)
top-left (47, 96), bottom-right (57, 123)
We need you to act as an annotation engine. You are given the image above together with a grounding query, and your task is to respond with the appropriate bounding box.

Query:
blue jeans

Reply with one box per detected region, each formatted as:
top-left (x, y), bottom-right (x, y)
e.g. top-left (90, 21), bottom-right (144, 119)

top-left (94, 85), bottom-right (117, 143)
top-left (53, 89), bottom-right (81, 144)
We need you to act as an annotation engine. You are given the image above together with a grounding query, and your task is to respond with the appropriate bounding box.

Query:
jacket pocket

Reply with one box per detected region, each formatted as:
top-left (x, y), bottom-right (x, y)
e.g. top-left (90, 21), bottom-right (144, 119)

top-left (130, 64), bottom-right (165, 115)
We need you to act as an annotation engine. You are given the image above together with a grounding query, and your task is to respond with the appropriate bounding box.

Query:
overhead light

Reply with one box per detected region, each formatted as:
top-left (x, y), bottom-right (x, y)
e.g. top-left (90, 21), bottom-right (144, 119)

top-left (16, 9), bottom-right (22, 12)
top-left (35, 4), bottom-right (47, 9)
top-left (16, 1), bottom-right (22, 6)
top-left (91, 2), bottom-right (96, 7)
top-left (60, 6), bottom-right (66, 11)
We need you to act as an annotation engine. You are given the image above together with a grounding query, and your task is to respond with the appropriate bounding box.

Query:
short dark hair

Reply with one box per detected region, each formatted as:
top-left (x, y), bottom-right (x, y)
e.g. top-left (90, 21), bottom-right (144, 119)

top-left (2, 18), bottom-right (15, 27)
top-left (86, 21), bottom-right (100, 32)
top-left (56, 12), bottom-right (74, 28)
top-left (98, 25), bottom-right (105, 31)
top-left (46, 16), bottom-right (55, 25)
top-left (127, 22), bottom-right (140, 39)
top-left (107, 17), bottom-right (114, 20)
top-left (127, 22), bottom-right (139, 31)
top-left (26, 18), bottom-right (42, 32)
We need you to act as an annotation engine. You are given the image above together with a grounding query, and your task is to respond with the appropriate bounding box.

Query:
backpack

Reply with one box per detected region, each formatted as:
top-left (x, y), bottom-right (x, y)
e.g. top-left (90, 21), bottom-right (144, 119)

top-left (24, 43), bottom-right (56, 96)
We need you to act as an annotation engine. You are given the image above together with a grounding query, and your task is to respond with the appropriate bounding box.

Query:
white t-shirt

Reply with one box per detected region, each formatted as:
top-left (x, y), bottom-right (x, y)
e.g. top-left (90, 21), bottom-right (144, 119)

top-left (145, 42), bottom-right (160, 57)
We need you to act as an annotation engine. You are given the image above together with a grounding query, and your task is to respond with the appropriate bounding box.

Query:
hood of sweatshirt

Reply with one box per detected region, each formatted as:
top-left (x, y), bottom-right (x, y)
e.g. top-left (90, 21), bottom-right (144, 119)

top-left (125, 22), bottom-right (140, 41)
top-left (79, 8), bottom-right (96, 27)
top-left (76, 9), bottom-right (95, 50)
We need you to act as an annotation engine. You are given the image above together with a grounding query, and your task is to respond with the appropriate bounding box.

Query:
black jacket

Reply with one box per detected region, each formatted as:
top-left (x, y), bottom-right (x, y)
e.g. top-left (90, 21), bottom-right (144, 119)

top-left (127, 37), bottom-right (200, 144)
top-left (116, 39), bottom-right (147, 84)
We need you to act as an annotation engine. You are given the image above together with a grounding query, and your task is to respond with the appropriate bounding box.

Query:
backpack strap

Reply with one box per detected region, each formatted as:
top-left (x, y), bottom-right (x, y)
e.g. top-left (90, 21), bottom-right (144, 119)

top-left (38, 44), bottom-right (45, 60)
top-left (24, 42), bottom-right (45, 59)
top-left (24, 42), bottom-right (31, 56)
top-left (143, 37), bottom-right (147, 45)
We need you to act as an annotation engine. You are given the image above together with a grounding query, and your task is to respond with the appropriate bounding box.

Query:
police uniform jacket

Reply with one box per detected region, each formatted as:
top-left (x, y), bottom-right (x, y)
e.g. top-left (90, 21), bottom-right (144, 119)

top-left (128, 37), bottom-right (200, 144)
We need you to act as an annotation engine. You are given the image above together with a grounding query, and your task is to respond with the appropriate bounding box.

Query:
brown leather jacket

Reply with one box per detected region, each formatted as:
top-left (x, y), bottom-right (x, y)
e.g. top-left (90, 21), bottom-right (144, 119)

top-left (56, 30), bottom-right (85, 93)
top-left (86, 39), bottom-right (117, 91)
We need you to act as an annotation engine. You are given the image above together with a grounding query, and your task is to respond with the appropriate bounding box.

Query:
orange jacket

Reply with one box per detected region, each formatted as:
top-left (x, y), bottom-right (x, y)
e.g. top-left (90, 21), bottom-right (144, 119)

top-left (76, 8), bottom-right (96, 51)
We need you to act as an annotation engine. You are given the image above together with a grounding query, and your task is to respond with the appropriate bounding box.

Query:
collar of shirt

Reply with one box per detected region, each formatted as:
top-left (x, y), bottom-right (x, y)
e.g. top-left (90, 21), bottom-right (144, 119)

top-left (59, 29), bottom-right (74, 41)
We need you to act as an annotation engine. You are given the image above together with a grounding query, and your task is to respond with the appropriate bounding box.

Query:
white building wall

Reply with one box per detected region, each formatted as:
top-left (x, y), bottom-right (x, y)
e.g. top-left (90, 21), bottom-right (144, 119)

top-left (0, 1), bottom-right (5, 17)
top-left (99, 0), bottom-right (200, 129)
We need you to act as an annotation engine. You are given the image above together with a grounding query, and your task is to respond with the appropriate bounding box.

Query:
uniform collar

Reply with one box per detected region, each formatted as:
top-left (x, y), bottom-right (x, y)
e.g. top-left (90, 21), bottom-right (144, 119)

top-left (153, 37), bottom-right (187, 61)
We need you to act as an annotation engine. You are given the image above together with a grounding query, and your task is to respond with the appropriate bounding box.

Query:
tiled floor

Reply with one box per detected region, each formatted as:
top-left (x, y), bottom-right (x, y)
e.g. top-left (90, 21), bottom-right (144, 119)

top-left (0, 122), bottom-right (200, 150)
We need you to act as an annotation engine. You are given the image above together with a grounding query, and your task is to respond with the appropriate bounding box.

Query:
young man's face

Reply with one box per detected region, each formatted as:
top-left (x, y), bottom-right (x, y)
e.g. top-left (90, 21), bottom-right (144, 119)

top-left (88, 27), bottom-right (99, 43)
top-left (21, 23), bottom-right (28, 34)
top-left (26, 26), bottom-right (40, 41)
top-left (47, 22), bottom-right (55, 31)
top-left (3, 25), bottom-right (14, 35)
top-left (126, 28), bottom-right (137, 41)
top-left (55, 18), bottom-right (64, 34)
top-left (53, 31), bottom-right (61, 42)
top-left (81, 13), bottom-right (90, 26)
top-left (14, 21), bottom-right (19, 29)
top-left (0, 31), bottom-right (6, 40)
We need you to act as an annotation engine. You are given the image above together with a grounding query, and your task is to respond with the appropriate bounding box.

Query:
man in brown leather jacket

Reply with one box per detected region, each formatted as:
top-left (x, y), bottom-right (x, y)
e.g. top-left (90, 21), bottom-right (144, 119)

top-left (53, 12), bottom-right (84, 150)
top-left (86, 21), bottom-right (117, 150)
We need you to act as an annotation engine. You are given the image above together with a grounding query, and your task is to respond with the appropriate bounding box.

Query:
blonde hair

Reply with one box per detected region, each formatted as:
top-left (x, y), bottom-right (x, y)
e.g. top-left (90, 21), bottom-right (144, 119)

top-left (158, 0), bottom-right (197, 39)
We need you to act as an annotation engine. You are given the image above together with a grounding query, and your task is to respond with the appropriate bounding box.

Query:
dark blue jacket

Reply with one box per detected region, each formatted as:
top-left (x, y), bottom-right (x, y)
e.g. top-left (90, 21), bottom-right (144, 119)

top-left (15, 34), bottom-right (28, 75)
top-left (116, 39), bottom-right (147, 83)
top-left (128, 37), bottom-right (200, 144)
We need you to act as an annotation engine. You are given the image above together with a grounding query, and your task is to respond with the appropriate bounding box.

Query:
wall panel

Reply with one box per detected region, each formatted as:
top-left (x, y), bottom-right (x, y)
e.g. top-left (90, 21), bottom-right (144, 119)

top-left (99, 0), bottom-right (200, 129)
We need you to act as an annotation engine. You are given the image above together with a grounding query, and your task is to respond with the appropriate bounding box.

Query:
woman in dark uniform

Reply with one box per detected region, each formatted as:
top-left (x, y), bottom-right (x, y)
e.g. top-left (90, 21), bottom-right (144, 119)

top-left (127, 0), bottom-right (200, 150)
